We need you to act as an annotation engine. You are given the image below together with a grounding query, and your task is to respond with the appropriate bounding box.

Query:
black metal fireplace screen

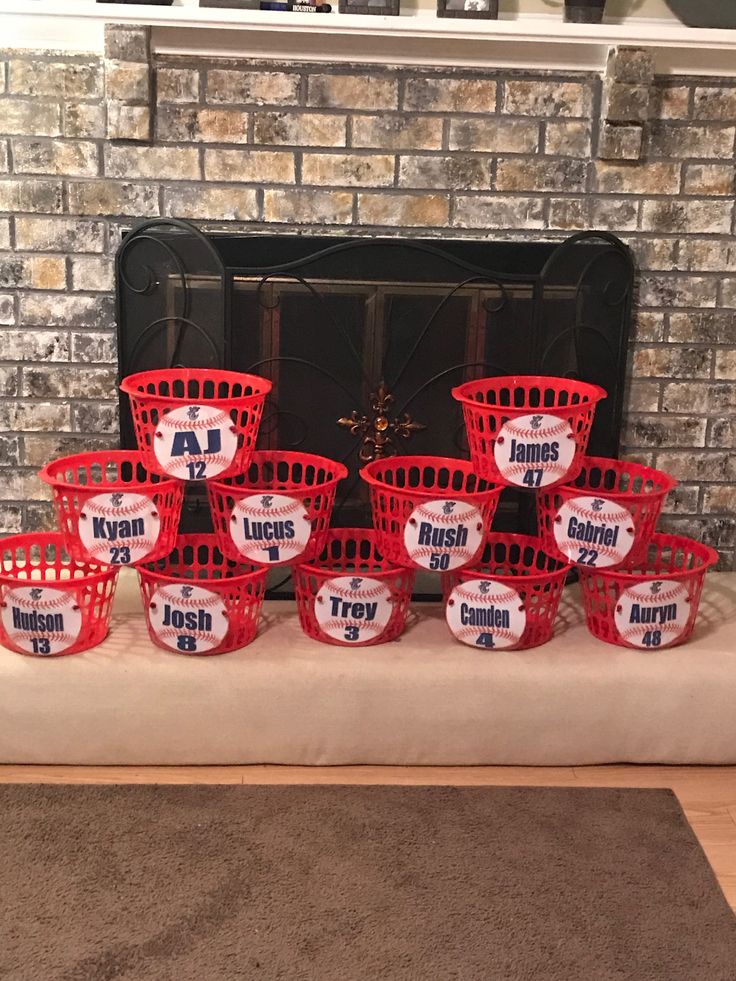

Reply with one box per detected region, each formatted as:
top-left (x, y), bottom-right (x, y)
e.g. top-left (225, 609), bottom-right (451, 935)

top-left (116, 220), bottom-right (633, 591)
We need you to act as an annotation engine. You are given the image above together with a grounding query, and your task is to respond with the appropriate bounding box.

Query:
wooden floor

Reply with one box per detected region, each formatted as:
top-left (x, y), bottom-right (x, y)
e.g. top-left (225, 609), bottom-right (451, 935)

top-left (2, 763), bottom-right (735, 913)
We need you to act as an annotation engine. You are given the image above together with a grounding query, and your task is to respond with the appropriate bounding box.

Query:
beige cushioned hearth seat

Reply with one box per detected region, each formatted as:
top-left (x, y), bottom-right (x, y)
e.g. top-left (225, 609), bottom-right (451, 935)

top-left (1, 571), bottom-right (735, 766)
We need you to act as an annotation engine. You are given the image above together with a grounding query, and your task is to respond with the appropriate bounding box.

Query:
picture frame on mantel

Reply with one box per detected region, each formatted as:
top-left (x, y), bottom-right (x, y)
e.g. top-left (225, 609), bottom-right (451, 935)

top-left (437, 0), bottom-right (498, 18)
top-left (338, 0), bottom-right (399, 15)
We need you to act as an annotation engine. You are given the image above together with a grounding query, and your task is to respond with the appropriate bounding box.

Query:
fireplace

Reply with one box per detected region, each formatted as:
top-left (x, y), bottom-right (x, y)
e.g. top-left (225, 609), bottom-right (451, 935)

top-left (116, 220), bottom-right (633, 592)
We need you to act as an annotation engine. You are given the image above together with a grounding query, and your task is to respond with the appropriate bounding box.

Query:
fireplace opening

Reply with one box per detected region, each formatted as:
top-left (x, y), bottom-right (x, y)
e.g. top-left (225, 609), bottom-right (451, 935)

top-left (116, 220), bottom-right (633, 596)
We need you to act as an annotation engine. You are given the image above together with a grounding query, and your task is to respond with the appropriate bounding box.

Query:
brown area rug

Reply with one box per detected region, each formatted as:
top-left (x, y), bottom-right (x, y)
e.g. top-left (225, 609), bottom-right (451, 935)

top-left (1, 785), bottom-right (735, 981)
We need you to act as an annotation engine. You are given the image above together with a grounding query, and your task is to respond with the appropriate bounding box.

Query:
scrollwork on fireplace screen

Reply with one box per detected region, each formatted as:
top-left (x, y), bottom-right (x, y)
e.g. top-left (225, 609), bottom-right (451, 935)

top-left (116, 221), bottom-right (634, 584)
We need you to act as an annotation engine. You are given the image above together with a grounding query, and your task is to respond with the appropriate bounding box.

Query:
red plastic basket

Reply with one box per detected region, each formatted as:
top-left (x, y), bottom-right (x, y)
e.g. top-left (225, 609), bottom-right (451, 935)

top-left (360, 455), bottom-right (502, 572)
top-left (443, 533), bottom-right (571, 651)
top-left (207, 450), bottom-right (348, 567)
top-left (452, 375), bottom-right (606, 490)
top-left (39, 450), bottom-right (184, 567)
top-left (0, 533), bottom-right (118, 656)
top-left (537, 456), bottom-right (677, 570)
top-left (119, 368), bottom-right (272, 482)
top-left (137, 535), bottom-right (267, 655)
top-left (294, 528), bottom-right (415, 646)
top-left (579, 533), bottom-right (718, 650)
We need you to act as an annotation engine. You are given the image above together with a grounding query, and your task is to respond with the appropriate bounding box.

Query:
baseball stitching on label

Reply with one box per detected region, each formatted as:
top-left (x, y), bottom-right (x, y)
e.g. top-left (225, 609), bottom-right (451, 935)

top-left (613, 579), bottom-right (689, 650)
top-left (553, 495), bottom-right (635, 568)
top-left (446, 578), bottom-right (526, 650)
top-left (494, 413), bottom-right (575, 488)
top-left (315, 576), bottom-right (393, 643)
top-left (1, 585), bottom-right (82, 655)
top-left (79, 491), bottom-right (160, 564)
top-left (148, 583), bottom-right (229, 654)
top-left (230, 493), bottom-right (310, 564)
top-left (403, 499), bottom-right (484, 571)
top-left (153, 404), bottom-right (238, 480)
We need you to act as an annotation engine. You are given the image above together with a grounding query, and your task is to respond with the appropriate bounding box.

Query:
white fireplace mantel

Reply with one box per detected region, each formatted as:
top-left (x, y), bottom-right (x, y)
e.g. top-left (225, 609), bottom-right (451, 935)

top-left (4, 1), bottom-right (736, 75)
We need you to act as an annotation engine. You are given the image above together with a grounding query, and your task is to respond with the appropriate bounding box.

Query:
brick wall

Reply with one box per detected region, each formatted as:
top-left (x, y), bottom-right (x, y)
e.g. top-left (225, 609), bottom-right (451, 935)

top-left (0, 41), bottom-right (734, 568)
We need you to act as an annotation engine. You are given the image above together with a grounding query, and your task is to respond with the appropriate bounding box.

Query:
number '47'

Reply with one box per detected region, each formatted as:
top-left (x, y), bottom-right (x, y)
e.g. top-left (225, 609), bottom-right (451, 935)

top-left (522, 469), bottom-right (543, 488)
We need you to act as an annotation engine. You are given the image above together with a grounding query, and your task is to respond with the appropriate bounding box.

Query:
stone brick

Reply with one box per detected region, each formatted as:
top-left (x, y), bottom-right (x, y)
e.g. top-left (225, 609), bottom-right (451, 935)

top-left (0, 219), bottom-right (9, 250)
top-left (0, 99), bottom-right (60, 137)
top-left (453, 196), bottom-right (545, 230)
top-left (0, 504), bottom-right (22, 533)
top-left (104, 26), bottom-right (151, 64)
top-left (633, 345), bottom-right (711, 379)
top-left (262, 189), bottom-right (353, 225)
top-left (0, 140), bottom-right (7, 173)
top-left (496, 158), bottom-right (587, 193)
top-left (157, 106), bottom-right (248, 144)
top-left (640, 200), bottom-right (732, 236)
top-left (594, 162), bottom-right (680, 195)
top-left (23, 434), bottom-right (114, 469)
top-left (723, 279), bottom-right (736, 308)
top-left (70, 257), bottom-right (114, 293)
top-left (22, 366), bottom-right (116, 400)
top-left (669, 312), bottom-right (736, 344)
top-left (68, 180), bottom-right (159, 218)
top-left (708, 382), bottom-right (736, 412)
top-left (63, 103), bottom-right (106, 139)
top-left (661, 381), bottom-right (708, 414)
top-left (204, 149), bottom-right (295, 184)
top-left (0, 401), bottom-right (71, 433)
top-left (0, 436), bottom-right (20, 467)
top-left (650, 85), bottom-right (691, 120)
top-left (15, 217), bottom-right (105, 253)
top-left (72, 403), bottom-right (118, 435)
top-left (627, 379), bottom-right (660, 412)
top-left (657, 451), bottom-right (735, 483)
top-left (105, 145), bottom-right (200, 181)
top-left (603, 83), bottom-right (650, 124)
top-left (20, 294), bottom-right (113, 330)
top-left (597, 124), bottom-right (643, 160)
top-left (12, 139), bottom-right (99, 177)
top-left (0, 256), bottom-right (65, 291)
top-left (0, 293), bottom-right (14, 325)
top-left (631, 312), bottom-right (665, 343)
top-left (352, 115), bottom-right (442, 151)
top-left (692, 86), bottom-right (736, 121)
top-left (606, 48), bottom-right (654, 86)
top-left (449, 118), bottom-right (539, 154)
top-left (649, 123), bottom-right (736, 160)
top-left (8, 60), bottom-right (101, 99)
top-left (254, 112), bottom-right (346, 148)
top-left (678, 240), bottom-right (736, 272)
top-left (105, 60), bottom-right (150, 103)
top-left (640, 275), bottom-right (717, 309)
top-left (163, 185), bottom-right (258, 221)
top-left (107, 103), bottom-right (152, 142)
top-left (301, 153), bottom-right (394, 188)
top-left (207, 69), bottom-right (300, 106)
top-left (547, 198), bottom-right (589, 230)
top-left (682, 164), bottom-right (735, 196)
top-left (624, 415), bottom-right (706, 448)
top-left (0, 470), bottom-right (50, 503)
top-left (157, 68), bottom-right (200, 104)
top-left (0, 330), bottom-right (69, 362)
top-left (708, 417), bottom-right (736, 449)
top-left (357, 193), bottom-right (449, 227)
top-left (544, 121), bottom-right (591, 157)
top-left (590, 197), bottom-right (638, 231)
top-left (72, 332), bottom-right (117, 364)
top-left (308, 75), bottom-right (397, 112)
top-left (502, 80), bottom-right (592, 118)
top-left (0, 180), bottom-right (63, 214)
top-left (702, 484), bottom-right (736, 514)
top-left (631, 238), bottom-right (678, 272)
top-left (403, 78), bottom-right (495, 113)
top-left (398, 155), bottom-right (490, 191)
top-left (0, 366), bottom-right (18, 396)
top-left (661, 484), bottom-right (700, 515)
top-left (24, 502), bottom-right (58, 532)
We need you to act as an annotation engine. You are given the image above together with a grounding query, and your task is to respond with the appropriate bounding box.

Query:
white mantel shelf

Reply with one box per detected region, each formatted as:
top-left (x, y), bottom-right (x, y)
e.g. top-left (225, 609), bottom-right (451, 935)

top-left (4, 0), bottom-right (736, 74)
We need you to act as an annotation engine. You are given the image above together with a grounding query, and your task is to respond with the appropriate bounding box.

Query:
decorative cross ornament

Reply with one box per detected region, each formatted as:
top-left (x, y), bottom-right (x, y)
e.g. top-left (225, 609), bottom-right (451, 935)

top-left (337, 383), bottom-right (425, 462)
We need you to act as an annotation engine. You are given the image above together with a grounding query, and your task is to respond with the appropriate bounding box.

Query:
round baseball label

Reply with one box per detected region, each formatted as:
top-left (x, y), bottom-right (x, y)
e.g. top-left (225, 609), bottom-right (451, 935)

top-left (315, 576), bottom-right (393, 644)
top-left (614, 579), bottom-right (690, 650)
top-left (553, 495), bottom-right (635, 568)
top-left (403, 499), bottom-right (484, 571)
top-left (494, 413), bottom-right (576, 488)
top-left (446, 578), bottom-right (526, 650)
top-left (1, 585), bottom-right (82, 656)
top-left (148, 583), bottom-right (229, 654)
top-left (154, 404), bottom-right (238, 481)
top-left (78, 491), bottom-right (161, 565)
top-left (230, 493), bottom-right (311, 565)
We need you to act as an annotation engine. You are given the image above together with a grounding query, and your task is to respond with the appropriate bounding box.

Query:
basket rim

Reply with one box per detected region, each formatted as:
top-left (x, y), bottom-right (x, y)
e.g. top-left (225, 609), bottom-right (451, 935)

top-left (451, 375), bottom-right (607, 412)
top-left (137, 535), bottom-right (268, 587)
top-left (0, 532), bottom-right (118, 587)
top-left (360, 455), bottom-right (500, 500)
top-left (580, 533), bottom-right (719, 581)
top-left (296, 527), bottom-right (409, 579)
top-left (120, 368), bottom-right (272, 406)
top-left (455, 532), bottom-right (572, 584)
top-left (39, 449), bottom-right (176, 493)
top-left (551, 455), bottom-right (678, 499)
top-left (208, 450), bottom-right (349, 494)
